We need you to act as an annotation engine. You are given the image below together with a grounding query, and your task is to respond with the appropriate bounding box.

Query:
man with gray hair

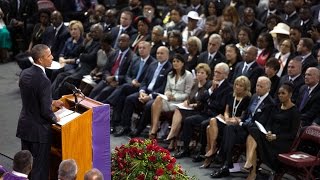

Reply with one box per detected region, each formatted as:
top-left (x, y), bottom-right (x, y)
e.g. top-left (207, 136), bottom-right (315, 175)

top-left (211, 76), bottom-right (275, 178)
top-left (175, 62), bottom-right (232, 159)
top-left (84, 168), bottom-right (104, 180)
top-left (58, 159), bottom-right (78, 180)
top-left (197, 34), bottom-right (226, 77)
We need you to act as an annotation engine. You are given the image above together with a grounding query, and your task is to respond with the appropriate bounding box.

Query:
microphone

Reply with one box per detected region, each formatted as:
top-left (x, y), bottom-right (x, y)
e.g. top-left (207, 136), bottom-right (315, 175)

top-left (64, 82), bottom-right (84, 96)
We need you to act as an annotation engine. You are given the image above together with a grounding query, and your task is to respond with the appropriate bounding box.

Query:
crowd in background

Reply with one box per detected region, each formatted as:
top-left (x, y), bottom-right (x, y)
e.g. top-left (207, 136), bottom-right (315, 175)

top-left (1, 0), bottom-right (320, 179)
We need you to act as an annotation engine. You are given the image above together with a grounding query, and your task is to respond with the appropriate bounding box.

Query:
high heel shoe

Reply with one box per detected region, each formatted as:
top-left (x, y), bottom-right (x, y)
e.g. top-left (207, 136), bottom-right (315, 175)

top-left (149, 133), bottom-right (157, 139)
top-left (164, 136), bottom-right (176, 143)
top-left (241, 165), bottom-right (253, 173)
top-left (167, 139), bottom-right (176, 152)
top-left (204, 147), bottom-right (217, 158)
top-left (200, 155), bottom-right (213, 168)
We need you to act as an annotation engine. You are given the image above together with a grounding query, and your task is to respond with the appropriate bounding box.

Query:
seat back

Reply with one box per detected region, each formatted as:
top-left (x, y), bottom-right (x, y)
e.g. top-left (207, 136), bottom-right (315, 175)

top-left (300, 126), bottom-right (320, 145)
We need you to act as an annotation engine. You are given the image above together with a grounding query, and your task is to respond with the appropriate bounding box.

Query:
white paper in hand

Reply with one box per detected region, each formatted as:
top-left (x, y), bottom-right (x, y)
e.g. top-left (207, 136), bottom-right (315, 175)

top-left (157, 93), bottom-right (168, 101)
top-left (216, 115), bottom-right (226, 124)
top-left (173, 103), bottom-right (193, 110)
top-left (255, 121), bottom-right (267, 134)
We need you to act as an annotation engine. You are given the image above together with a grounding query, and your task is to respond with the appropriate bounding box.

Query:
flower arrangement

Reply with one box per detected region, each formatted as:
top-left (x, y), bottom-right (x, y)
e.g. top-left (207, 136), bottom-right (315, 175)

top-left (112, 138), bottom-right (195, 180)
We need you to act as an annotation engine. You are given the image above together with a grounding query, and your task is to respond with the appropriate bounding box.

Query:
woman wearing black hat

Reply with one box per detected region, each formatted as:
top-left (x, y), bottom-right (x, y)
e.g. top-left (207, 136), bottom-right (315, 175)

top-left (130, 16), bottom-right (151, 53)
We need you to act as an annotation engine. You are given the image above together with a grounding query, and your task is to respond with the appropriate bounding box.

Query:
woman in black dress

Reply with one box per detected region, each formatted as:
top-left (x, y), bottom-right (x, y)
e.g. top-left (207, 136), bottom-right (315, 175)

top-left (244, 83), bottom-right (300, 179)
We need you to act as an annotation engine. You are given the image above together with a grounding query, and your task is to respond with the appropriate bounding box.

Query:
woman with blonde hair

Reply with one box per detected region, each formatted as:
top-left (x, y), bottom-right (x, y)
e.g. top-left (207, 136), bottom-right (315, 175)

top-left (201, 75), bottom-right (251, 168)
top-left (165, 63), bottom-right (211, 150)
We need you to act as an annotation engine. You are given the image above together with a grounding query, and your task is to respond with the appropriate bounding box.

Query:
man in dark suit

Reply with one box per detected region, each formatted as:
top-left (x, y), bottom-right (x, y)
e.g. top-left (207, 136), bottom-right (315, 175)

top-left (105, 41), bottom-right (155, 132)
top-left (174, 62), bottom-right (232, 159)
top-left (2, 150), bottom-right (33, 180)
top-left (16, 44), bottom-right (64, 180)
top-left (42, 11), bottom-right (70, 62)
top-left (52, 0), bottom-right (91, 22)
top-left (297, 38), bottom-right (318, 74)
top-left (257, 0), bottom-right (284, 24)
top-left (51, 23), bottom-right (103, 99)
top-left (296, 67), bottom-right (320, 126)
top-left (298, 6), bottom-right (314, 38)
top-left (240, 7), bottom-right (266, 43)
top-left (197, 33), bottom-right (226, 78)
top-left (282, 0), bottom-right (301, 27)
top-left (110, 11), bottom-right (137, 49)
top-left (211, 76), bottom-right (275, 178)
top-left (89, 34), bottom-right (134, 102)
top-left (232, 46), bottom-right (264, 93)
top-left (113, 46), bottom-right (172, 137)
top-left (277, 58), bottom-right (305, 103)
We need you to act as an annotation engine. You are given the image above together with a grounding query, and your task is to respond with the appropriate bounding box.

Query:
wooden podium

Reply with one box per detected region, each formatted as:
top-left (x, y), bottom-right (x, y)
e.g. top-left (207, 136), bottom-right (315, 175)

top-left (50, 94), bottom-right (105, 179)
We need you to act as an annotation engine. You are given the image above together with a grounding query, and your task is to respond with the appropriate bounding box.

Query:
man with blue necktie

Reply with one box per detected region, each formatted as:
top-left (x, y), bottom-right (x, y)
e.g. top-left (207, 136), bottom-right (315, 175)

top-left (113, 46), bottom-right (172, 137)
top-left (211, 76), bottom-right (275, 178)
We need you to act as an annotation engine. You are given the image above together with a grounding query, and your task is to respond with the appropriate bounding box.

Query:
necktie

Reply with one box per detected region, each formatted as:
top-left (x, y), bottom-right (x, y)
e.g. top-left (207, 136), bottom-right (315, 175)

top-left (136, 60), bottom-right (145, 81)
top-left (242, 65), bottom-right (248, 74)
top-left (208, 55), bottom-right (213, 64)
top-left (148, 64), bottom-right (162, 91)
top-left (111, 53), bottom-right (122, 75)
top-left (250, 97), bottom-right (260, 117)
top-left (299, 87), bottom-right (310, 111)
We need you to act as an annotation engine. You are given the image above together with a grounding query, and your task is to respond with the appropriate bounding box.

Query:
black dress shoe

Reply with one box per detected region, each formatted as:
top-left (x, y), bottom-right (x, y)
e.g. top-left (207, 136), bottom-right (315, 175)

top-left (174, 150), bottom-right (190, 159)
top-left (210, 167), bottom-right (230, 178)
top-left (128, 129), bottom-right (140, 138)
top-left (114, 126), bottom-right (129, 137)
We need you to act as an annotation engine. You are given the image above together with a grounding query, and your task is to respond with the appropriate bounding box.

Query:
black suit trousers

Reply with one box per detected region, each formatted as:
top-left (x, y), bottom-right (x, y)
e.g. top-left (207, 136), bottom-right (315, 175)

top-left (219, 125), bottom-right (248, 168)
top-left (181, 114), bottom-right (210, 146)
top-left (21, 140), bottom-right (51, 180)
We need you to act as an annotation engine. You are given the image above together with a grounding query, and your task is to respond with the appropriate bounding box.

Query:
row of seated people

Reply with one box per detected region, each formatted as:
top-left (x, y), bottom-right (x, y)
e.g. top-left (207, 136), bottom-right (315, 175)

top-left (0, 150), bottom-right (103, 180)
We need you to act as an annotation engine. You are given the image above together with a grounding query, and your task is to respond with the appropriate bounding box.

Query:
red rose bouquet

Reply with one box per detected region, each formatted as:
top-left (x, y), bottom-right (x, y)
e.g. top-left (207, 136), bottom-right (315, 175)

top-left (111, 138), bottom-right (195, 180)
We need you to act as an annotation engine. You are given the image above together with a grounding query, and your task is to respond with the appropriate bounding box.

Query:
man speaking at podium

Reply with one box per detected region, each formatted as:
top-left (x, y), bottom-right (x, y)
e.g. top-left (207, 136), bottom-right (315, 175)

top-left (16, 44), bottom-right (64, 180)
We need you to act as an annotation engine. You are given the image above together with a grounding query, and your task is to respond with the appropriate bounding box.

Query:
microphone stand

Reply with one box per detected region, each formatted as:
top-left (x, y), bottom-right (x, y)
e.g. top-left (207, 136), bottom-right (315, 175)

top-left (72, 90), bottom-right (79, 112)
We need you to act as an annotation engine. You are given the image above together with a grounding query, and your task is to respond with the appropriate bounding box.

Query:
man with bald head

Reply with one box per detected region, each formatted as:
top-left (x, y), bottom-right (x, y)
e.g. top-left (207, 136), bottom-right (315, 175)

top-left (114, 46), bottom-right (172, 137)
top-left (42, 11), bottom-right (70, 62)
top-left (232, 46), bottom-right (264, 93)
top-left (296, 67), bottom-right (320, 126)
top-left (211, 76), bottom-right (275, 178)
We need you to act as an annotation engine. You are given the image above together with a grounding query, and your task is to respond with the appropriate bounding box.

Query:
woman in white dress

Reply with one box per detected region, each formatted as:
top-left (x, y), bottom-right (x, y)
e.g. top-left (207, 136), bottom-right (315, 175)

top-left (149, 54), bottom-right (194, 139)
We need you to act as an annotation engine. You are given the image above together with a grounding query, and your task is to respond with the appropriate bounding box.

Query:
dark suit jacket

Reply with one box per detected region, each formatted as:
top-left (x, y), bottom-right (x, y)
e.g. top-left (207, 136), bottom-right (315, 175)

top-left (276, 53), bottom-right (296, 77)
top-left (125, 55), bottom-right (156, 83)
top-left (232, 61), bottom-right (264, 92)
top-left (197, 51), bottom-right (226, 75)
top-left (17, 65), bottom-right (57, 143)
top-left (282, 13), bottom-right (301, 27)
top-left (258, 9), bottom-right (284, 24)
top-left (277, 74), bottom-right (304, 103)
top-left (243, 94), bottom-right (275, 126)
top-left (140, 61), bottom-right (172, 98)
top-left (103, 49), bottom-right (134, 84)
top-left (201, 80), bottom-right (232, 117)
top-left (110, 26), bottom-right (137, 47)
top-left (296, 84), bottom-right (320, 126)
top-left (240, 20), bottom-right (266, 44)
top-left (301, 54), bottom-right (318, 74)
top-left (42, 24), bottom-right (70, 61)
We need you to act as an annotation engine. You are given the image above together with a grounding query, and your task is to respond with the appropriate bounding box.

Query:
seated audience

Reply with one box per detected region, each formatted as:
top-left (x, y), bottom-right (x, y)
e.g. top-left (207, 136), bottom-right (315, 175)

top-left (184, 36), bottom-right (202, 71)
top-left (149, 54), bottom-right (193, 139)
top-left (202, 76), bottom-right (251, 168)
top-left (296, 67), bottom-right (320, 126)
top-left (165, 6), bottom-right (186, 36)
top-left (113, 46), bottom-right (172, 137)
top-left (210, 76), bottom-right (275, 178)
top-left (150, 25), bottom-right (164, 58)
top-left (58, 159), bottom-right (78, 180)
top-left (174, 62), bottom-right (232, 159)
top-left (264, 58), bottom-right (280, 97)
top-left (256, 32), bottom-right (277, 67)
top-left (130, 16), bottom-right (151, 53)
top-left (84, 168), bottom-right (104, 180)
top-left (244, 83), bottom-right (300, 179)
top-left (236, 26), bottom-right (252, 56)
top-left (224, 44), bottom-right (242, 83)
top-left (296, 37), bottom-right (318, 74)
top-left (167, 30), bottom-right (185, 61)
top-left (2, 150), bottom-right (33, 180)
top-left (274, 38), bottom-right (296, 77)
top-left (165, 63), bottom-right (211, 151)
top-left (200, 15), bottom-right (220, 52)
